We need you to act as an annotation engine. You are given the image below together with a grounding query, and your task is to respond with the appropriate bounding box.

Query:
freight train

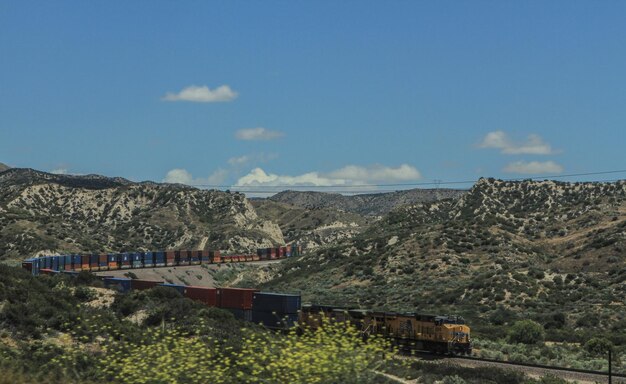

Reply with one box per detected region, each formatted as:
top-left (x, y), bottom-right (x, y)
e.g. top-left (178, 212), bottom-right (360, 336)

top-left (21, 245), bottom-right (302, 275)
top-left (21, 243), bottom-right (471, 355)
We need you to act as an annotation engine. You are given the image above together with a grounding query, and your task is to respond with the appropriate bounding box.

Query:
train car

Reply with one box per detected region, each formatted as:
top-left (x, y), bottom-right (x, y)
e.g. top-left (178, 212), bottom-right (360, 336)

top-left (211, 250), bottom-right (221, 263)
top-left (143, 252), bottom-right (155, 267)
top-left (131, 252), bottom-right (142, 268)
top-left (90, 254), bottom-right (100, 271)
top-left (99, 254), bottom-right (108, 270)
top-left (108, 254), bottom-right (119, 269)
top-left (120, 253), bottom-right (131, 269)
top-left (299, 305), bottom-right (472, 355)
top-left (80, 254), bottom-right (90, 271)
top-left (184, 286), bottom-right (218, 306)
top-left (165, 251), bottom-right (176, 266)
top-left (190, 251), bottom-right (201, 265)
top-left (155, 251), bottom-right (166, 266)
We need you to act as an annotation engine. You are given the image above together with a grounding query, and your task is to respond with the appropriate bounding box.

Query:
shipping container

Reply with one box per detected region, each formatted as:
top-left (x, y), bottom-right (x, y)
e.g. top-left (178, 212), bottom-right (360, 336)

top-left (277, 247), bottom-right (284, 258)
top-left (179, 250), bottom-right (191, 266)
top-left (158, 283), bottom-right (186, 295)
top-left (252, 254), bottom-right (260, 261)
top-left (200, 250), bottom-right (211, 263)
top-left (166, 251), bottom-right (176, 266)
top-left (155, 251), bottom-right (166, 266)
top-left (252, 292), bottom-right (301, 314)
top-left (104, 277), bottom-right (132, 293)
top-left (81, 254), bottom-right (90, 270)
top-left (269, 248), bottom-right (277, 260)
top-left (251, 311), bottom-right (299, 329)
top-left (108, 254), bottom-right (119, 269)
top-left (131, 252), bottom-right (142, 268)
top-left (64, 255), bottom-right (73, 271)
top-left (121, 253), bottom-right (131, 268)
top-left (143, 252), bottom-right (155, 267)
top-left (99, 254), bottom-right (108, 268)
top-left (226, 308), bottom-right (253, 322)
top-left (286, 244), bottom-right (292, 257)
top-left (184, 286), bottom-right (218, 306)
top-left (190, 250), bottom-right (200, 265)
top-left (245, 255), bottom-right (253, 262)
top-left (52, 256), bottom-right (60, 271)
top-left (211, 251), bottom-right (221, 263)
top-left (219, 288), bottom-right (258, 310)
top-left (89, 254), bottom-right (99, 270)
top-left (131, 279), bottom-right (162, 290)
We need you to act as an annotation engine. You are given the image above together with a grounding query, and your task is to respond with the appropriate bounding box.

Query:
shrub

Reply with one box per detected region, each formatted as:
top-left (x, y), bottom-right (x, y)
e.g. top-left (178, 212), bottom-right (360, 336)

top-left (584, 337), bottom-right (613, 356)
top-left (508, 320), bottom-right (545, 345)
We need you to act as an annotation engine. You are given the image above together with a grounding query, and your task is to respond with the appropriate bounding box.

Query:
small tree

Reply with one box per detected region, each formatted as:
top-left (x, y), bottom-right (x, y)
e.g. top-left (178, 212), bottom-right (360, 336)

top-left (508, 319), bottom-right (545, 344)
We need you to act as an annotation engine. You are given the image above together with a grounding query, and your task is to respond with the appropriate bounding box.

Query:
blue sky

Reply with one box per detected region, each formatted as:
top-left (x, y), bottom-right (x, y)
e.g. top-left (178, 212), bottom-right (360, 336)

top-left (1, 1), bottom-right (625, 193)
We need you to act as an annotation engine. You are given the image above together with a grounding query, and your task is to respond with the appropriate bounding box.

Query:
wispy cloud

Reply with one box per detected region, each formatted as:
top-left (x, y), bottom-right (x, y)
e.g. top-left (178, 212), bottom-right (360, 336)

top-left (235, 127), bottom-right (284, 141)
top-left (51, 168), bottom-right (68, 175)
top-left (162, 85), bottom-right (238, 103)
top-left (504, 161), bottom-right (564, 174)
top-left (478, 131), bottom-right (559, 155)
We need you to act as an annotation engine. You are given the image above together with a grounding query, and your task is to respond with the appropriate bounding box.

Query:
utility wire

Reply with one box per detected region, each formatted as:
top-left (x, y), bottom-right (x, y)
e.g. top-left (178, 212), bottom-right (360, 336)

top-left (186, 168), bottom-right (626, 192)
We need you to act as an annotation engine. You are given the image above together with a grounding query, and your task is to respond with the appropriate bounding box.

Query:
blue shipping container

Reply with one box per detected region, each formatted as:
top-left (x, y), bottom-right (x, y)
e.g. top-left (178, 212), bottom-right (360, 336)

top-left (155, 251), bottom-right (165, 266)
top-left (158, 283), bottom-right (186, 295)
top-left (143, 252), bottom-right (154, 267)
top-left (52, 256), bottom-right (59, 271)
top-left (252, 292), bottom-right (301, 314)
top-left (72, 255), bottom-right (82, 267)
top-left (104, 278), bottom-right (132, 293)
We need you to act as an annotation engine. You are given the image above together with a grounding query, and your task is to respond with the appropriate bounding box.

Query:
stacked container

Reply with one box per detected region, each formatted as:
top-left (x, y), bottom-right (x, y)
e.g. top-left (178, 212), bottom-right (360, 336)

top-left (190, 251), bottom-right (200, 265)
top-left (211, 250), bottom-right (221, 263)
top-left (99, 254), bottom-right (108, 269)
top-left (143, 252), bottom-right (154, 267)
top-left (81, 254), bottom-right (90, 271)
top-left (131, 253), bottom-right (142, 268)
top-left (184, 286), bottom-right (218, 306)
top-left (108, 254), bottom-right (118, 269)
top-left (121, 253), bottom-right (131, 268)
top-left (251, 292), bottom-right (301, 329)
top-left (155, 251), bottom-right (165, 266)
top-left (219, 288), bottom-right (258, 321)
top-left (165, 251), bottom-right (175, 266)
top-left (90, 254), bottom-right (99, 270)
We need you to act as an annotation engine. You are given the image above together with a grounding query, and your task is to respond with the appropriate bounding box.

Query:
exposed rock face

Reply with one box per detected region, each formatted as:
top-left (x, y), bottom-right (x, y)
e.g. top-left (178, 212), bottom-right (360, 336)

top-left (0, 168), bottom-right (284, 259)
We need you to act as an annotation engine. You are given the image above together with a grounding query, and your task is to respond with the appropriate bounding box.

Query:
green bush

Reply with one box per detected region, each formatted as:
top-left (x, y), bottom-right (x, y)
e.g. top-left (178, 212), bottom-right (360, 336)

top-left (508, 320), bottom-right (545, 345)
top-left (584, 337), bottom-right (613, 356)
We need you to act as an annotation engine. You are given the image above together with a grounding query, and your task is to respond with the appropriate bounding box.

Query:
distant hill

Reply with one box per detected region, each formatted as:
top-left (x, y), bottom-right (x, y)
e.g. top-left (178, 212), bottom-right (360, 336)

top-left (0, 163), bottom-right (11, 173)
top-left (269, 188), bottom-right (467, 216)
top-left (0, 168), bottom-right (284, 260)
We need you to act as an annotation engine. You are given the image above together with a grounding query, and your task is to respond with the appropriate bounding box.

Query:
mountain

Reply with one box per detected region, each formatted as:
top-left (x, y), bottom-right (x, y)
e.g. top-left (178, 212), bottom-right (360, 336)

top-left (269, 188), bottom-right (467, 216)
top-left (0, 163), bottom-right (11, 172)
top-left (245, 178), bottom-right (626, 338)
top-left (0, 168), bottom-right (284, 260)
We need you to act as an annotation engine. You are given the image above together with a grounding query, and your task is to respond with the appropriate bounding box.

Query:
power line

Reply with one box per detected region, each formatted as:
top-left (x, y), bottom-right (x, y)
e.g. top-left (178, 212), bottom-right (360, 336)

top-left (186, 168), bottom-right (626, 191)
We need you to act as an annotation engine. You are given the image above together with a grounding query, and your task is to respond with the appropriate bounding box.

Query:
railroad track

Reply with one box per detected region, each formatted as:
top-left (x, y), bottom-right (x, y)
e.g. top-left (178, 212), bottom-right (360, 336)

top-left (408, 352), bottom-right (626, 383)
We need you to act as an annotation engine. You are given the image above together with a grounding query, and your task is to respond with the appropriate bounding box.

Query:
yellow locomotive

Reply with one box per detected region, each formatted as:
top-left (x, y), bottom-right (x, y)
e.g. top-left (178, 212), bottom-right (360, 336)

top-left (300, 305), bottom-right (472, 355)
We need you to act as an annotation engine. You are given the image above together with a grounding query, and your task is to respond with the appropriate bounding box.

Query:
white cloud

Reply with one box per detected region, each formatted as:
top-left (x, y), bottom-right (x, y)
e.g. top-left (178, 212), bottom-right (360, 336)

top-left (228, 155), bottom-right (251, 166)
top-left (504, 161), bottom-right (564, 174)
top-left (235, 127), bottom-right (284, 141)
top-left (163, 168), bottom-right (228, 186)
top-left (479, 131), bottom-right (558, 155)
top-left (163, 168), bottom-right (193, 184)
top-left (162, 85), bottom-right (238, 103)
top-left (235, 164), bottom-right (422, 188)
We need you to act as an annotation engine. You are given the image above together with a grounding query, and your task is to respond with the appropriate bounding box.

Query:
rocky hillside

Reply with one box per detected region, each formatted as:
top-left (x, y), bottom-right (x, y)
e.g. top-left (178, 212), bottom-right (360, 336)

top-left (252, 199), bottom-right (372, 249)
top-left (244, 178), bottom-right (626, 339)
top-left (0, 162), bottom-right (10, 172)
top-left (268, 188), bottom-right (467, 216)
top-left (0, 168), bottom-right (284, 260)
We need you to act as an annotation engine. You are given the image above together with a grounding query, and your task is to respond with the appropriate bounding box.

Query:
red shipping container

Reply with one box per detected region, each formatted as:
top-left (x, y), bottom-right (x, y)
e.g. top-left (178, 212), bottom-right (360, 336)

top-left (218, 288), bottom-right (259, 309)
top-left (184, 286), bottom-right (218, 306)
top-left (81, 254), bottom-right (90, 270)
top-left (166, 251), bottom-right (176, 265)
top-left (131, 279), bottom-right (162, 290)
top-left (99, 254), bottom-right (108, 265)
top-left (245, 254), bottom-right (253, 262)
top-left (252, 254), bottom-right (260, 261)
top-left (210, 250), bottom-right (221, 263)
